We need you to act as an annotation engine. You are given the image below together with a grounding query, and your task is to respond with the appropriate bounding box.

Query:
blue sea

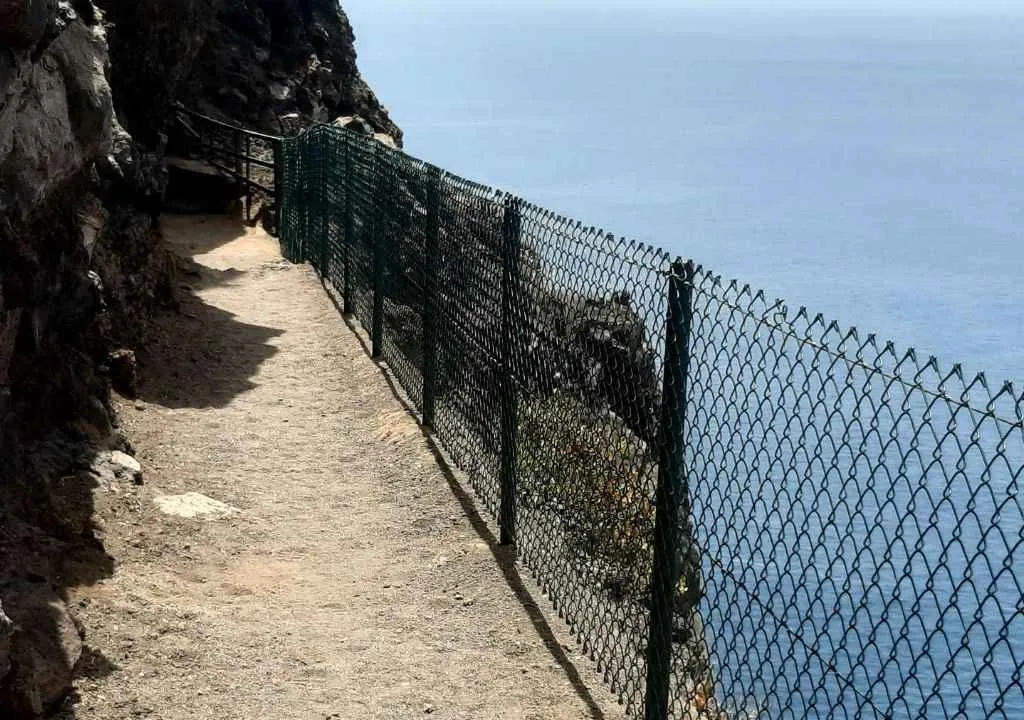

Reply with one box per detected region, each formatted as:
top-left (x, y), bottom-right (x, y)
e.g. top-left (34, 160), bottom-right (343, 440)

top-left (345, 2), bottom-right (1024, 385)
top-left (341, 3), bottom-right (1023, 718)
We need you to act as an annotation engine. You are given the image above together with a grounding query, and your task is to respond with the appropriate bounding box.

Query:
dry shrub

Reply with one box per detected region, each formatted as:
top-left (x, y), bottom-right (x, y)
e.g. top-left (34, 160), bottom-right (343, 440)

top-left (519, 392), bottom-right (657, 593)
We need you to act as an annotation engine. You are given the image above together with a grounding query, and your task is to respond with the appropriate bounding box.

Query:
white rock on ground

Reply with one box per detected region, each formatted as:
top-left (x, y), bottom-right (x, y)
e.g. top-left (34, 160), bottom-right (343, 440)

top-left (109, 450), bottom-right (141, 477)
top-left (153, 492), bottom-right (240, 519)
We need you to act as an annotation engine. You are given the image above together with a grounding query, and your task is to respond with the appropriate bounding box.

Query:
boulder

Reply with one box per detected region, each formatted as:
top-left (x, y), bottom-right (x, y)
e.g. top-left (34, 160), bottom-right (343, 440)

top-left (373, 132), bottom-right (399, 149)
top-left (526, 289), bottom-right (662, 445)
top-left (106, 348), bottom-right (137, 397)
top-left (89, 449), bottom-right (143, 486)
top-left (332, 115), bottom-right (375, 136)
top-left (572, 293), bottom-right (661, 444)
top-left (154, 492), bottom-right (239, 519)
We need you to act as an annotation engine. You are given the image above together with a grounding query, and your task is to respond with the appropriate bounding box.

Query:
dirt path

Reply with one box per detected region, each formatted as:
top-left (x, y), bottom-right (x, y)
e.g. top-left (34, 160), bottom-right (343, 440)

top-left (62, 215), bottom-right (625, 720)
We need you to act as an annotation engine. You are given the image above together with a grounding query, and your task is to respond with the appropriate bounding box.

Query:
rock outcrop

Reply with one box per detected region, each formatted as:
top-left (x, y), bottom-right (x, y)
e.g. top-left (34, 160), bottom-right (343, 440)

top-left (180, 0), bottom-right (401, 141)
top-left (97, 0), bottom-right (400, 143)
top-left (1, 0), bottom-right (398, 714)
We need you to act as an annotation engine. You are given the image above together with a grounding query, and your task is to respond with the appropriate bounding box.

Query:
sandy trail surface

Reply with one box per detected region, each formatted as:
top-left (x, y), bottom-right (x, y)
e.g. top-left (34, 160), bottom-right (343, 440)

top-left (62, 214), bottom-right (625, 720)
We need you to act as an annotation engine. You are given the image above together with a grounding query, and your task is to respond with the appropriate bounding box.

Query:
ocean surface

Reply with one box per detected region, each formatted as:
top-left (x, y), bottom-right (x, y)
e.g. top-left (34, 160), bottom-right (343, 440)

top-left (344, 2), bottom-right (1024, 384)
top-left (341, 3), bottom-right (1023, 717)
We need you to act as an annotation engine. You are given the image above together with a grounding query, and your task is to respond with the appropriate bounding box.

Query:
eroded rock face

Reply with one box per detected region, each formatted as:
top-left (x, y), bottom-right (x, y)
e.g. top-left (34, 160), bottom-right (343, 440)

top-left (1, 586), bottom-right (83, 717)
top-left (0, 0), bottom-right (57, 50)
top-left (0, 1), bottom-right (155, 714)
top-left (0, 2), bottom-right (114, 216)
top-left (94, 0), bottom-right (218, 146)
top-left (0, 512), bottom-right (104, 718)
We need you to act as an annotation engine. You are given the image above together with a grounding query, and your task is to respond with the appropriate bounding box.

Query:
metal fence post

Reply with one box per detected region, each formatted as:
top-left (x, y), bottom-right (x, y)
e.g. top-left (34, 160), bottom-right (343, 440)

top-left (421, 165), bottom-right (442, 429)
top-left (499, 194), bottom-right (523, 546)
top-left (300, 135), bottom-right (310, 264)
top-left (318, 129), bottom-right (329, 278)
top-left (644, 259), bottom-right (696, 720)
top-left (371, 141), bottom-right (385, 359)
top-left (342, 132), bottom-right (354, 315)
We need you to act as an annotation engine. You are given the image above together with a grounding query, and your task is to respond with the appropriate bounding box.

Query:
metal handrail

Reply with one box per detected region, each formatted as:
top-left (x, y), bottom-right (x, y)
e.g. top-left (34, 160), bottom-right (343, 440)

top-left (172, 103), bottom-right (282, 224)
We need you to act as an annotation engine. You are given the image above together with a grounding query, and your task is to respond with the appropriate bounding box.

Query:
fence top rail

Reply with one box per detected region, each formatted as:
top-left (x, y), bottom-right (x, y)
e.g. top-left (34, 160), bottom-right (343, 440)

top-left (176, 103), bottom-right (282, 143)
top-left (284, 121), bottom-right (1024, 401)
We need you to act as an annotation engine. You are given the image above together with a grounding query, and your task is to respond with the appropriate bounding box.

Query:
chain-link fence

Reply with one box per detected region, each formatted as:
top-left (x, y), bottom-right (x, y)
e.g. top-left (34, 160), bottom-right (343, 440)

top-left (276, 123), bottom-right (1023, 720)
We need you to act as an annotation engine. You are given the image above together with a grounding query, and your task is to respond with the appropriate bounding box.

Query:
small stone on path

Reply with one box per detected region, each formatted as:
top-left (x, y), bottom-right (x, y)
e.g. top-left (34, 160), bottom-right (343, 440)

top-left (153, 492), bottom-right (240, 519)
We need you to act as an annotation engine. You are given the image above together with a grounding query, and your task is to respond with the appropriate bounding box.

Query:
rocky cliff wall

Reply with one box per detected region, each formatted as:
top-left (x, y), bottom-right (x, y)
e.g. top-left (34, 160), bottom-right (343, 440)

top-left (0, 1), bottom-right (398, 714)
top-left (180, 0), bottom-right (401, 141)
top-left (100, 0), bottom-right (401, 143)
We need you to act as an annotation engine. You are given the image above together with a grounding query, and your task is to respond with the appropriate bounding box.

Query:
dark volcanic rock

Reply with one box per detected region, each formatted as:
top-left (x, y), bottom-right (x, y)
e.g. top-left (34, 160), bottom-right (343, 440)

top-left (94, 0), bottom-right (218, 146)
top-left (1, 0), bottom-right (167, 713)
top-left (0, 3), bottom-right (115, 217)
top-left (1, 582), bottom-right (83, 717)
top-left (179, 0), bottom-right (402, 142)
top-left (105, 348), bottom-right (137, 396)
top-left (0, 601), bottom-right (12, 680)
top-left (98, 0), bottom-right (401, 143)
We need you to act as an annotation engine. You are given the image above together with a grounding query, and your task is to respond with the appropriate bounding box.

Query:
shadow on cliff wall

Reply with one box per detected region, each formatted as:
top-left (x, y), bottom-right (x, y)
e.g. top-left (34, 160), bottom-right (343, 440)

top-left (0, 501), bottom-right (118, 715)
top-left (134, 214), bottom-right (284, 410)
top-left (0, 434), bottom-right (122, 716)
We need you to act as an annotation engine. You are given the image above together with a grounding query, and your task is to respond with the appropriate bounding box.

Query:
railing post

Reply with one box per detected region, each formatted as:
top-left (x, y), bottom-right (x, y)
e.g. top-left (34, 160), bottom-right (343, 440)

top-left (371, 142), bottom-right (385, 359)
top-left (499, 194), bottom-right (522, 547)
top-left (421, 165), bottom-right (442, 429)
top-left (272, 138), bottom-right (283, 241)
top-left (234, 128), bottom-right (244, 219)
top-left (644, 260), bottom-right (697, 720)
top-left (342, 132), bottom-right (354, 315)
top-left (244, 133), bottom-right (252, 223)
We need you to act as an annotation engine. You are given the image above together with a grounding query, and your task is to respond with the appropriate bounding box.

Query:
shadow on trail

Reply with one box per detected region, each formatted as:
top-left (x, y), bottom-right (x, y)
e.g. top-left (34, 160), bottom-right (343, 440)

top-left (135, 216), bottom-right (284, 410)
top-left (325, 288), bottom-right (611, 720)
top-left (161, 212), bottom-right (253, 258)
